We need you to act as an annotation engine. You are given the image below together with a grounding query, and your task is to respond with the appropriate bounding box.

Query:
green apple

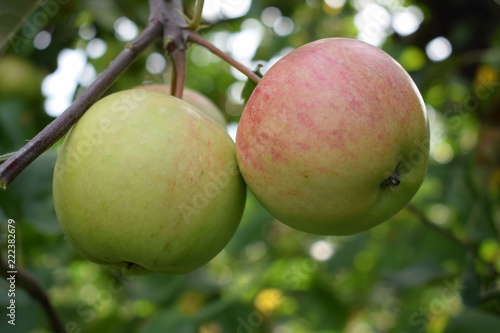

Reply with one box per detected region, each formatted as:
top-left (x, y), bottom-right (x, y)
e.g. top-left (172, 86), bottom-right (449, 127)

top-left (0, 55), bottom-right (42, 99)
top-left (236, 38), bottom-right (429, 235)
top-left (53, 89), bottom-right (246, 274)
top-left (138, 84), bottom-right (227, 127)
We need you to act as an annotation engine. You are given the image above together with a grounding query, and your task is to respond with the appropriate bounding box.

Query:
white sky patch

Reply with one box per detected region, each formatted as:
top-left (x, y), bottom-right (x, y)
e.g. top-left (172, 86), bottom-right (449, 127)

top-left (34, 30), bottom-right (51, 50)
top-left (209, 30), bottom-right (231, 53)
top-left (79, 24), bottom-right (96, 40)
top-left (114, 16), bottom-right (138, 42)
top-left (228, 28), bottom-right (260, 61)
top-left (273, 16), bottom-right (294, 36)
top-left (202, 0), bottom-right (252, 22)
top-left (86, 38), bottom-right (107, 59)
top-left (260, 6), bottom-right (281, 27)
top-left (227, 81), bottom-right (245, 105)
top-left (392, 5), bottom-right (424, 36)
top-left (226, 19), bottom-right (264, 80)
top-left (78, 63), bottom-right (97, 87)
top-left (354, 3), bottom-right (392, 46)
top-left (226, 122), bottom-right (238, 142)
top-left (426, 36), bottom-right (452, 62)
top-left (324, 0), bottom-right (347, 9)
top-left (42, 49), bottom-right (87, 117)
top-left (261, 47), bottom-right (294, 74)
top-left (146, 52), bottom-right (167, 74)
top-left (228, 19), bottom-right (264, 61)
top-left (309, 240), bottom-right (335, 261)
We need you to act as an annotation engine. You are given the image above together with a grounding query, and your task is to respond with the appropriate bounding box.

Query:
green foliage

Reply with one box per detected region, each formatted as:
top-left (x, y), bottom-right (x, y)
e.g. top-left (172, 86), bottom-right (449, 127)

top-left (1, 0), bottom-right (500, 332)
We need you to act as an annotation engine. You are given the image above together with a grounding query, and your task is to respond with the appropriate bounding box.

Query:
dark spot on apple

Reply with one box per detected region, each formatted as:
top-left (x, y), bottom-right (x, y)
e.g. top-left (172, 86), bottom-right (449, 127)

top-left (381, 163), bottom-right (401, 188)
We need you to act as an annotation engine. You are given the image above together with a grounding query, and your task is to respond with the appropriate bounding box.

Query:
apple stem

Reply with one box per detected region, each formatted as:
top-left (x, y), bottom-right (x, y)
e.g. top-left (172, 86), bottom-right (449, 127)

top-left (188, 32), bottom-right (262, 84)
top-left (170, 48), bottom-right (187, 99)
top-left (0, 0), bottom-right (259, 189)
top-left (381, 174), bottom-right (400, 188)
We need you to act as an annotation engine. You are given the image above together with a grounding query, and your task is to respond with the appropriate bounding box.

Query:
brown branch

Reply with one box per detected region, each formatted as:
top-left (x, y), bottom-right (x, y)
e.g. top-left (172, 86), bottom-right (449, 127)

top-left (188, 32), bottom-right (261, 84)
top-left (406, 204), bottom-right (500, 277)
top-left (0, 0), bottom-right (263, 189)
top-left (170, 48), bottom-right (187, 98)
top-left (0, 254), bottom-right (65, 332)
top-left (154, 0), bottom-right (189, 99)
top-left (0, 19), bottom-right (163, 189)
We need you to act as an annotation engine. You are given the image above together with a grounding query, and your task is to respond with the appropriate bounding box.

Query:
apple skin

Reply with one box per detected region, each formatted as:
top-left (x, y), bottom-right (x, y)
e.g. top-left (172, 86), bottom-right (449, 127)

top-left (138, 84), bottom-right (227, 127)
top-left (236, 38), bottom-right (429, 235)
top-left (53, 89), bottom-right (246, 274)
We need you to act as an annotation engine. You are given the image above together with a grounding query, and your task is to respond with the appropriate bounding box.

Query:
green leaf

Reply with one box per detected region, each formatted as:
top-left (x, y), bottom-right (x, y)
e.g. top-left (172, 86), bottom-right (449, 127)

top-left (444, 308), bottom-right (500, 333)
top-left (0, 0), bottom-right (42, 51)
top-left (241, 64), bottom-right (263, 104)
top-left (461, 257), bottom-right (482, 307)
top-left (385, 262), bottom-right (448, 288)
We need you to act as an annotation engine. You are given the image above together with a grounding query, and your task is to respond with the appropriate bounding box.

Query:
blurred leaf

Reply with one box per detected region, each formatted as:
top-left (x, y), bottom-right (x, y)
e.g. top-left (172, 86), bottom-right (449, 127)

top-left (398, 46), bottom-right (427, 72)
top-left (0, 0), bottom-right (42, 51)
top-left (444, 308), bottom-right (500, 333)
top-left (143, 307), bottom-right (198, 332)
top-left (2, 0), bottom-right (500, 332)
top-left (0, 150), bottom-right (59, 233)
top-left (385, 262), bottom-right (449, 288)
top-left (460, 257), bottom-right (483, 307)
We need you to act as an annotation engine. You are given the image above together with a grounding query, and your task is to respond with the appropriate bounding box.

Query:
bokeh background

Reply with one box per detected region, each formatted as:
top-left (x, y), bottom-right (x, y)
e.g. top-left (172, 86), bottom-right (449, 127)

top-left (1, 0), bottom-right (500, 332)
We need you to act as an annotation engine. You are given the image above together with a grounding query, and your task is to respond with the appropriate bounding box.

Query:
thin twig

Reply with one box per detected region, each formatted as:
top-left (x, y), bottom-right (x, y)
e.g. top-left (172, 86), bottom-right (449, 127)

top-left (0, 253), bottom-right (65, 332)
top-left (406, 204), bottom-right (499, 277)
top-left (187, 0), bottom-right (206, 31)
top-left (188, 32), bottom-right (261, 84)
top-left (0, 152), bottom-right (16, 164)
top-left (0, 20), bottom-right (163, 189)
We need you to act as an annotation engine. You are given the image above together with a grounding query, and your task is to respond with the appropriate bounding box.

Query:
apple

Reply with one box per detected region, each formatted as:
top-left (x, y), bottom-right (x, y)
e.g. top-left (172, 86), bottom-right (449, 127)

top-left (53, 89), bottom-right (246, 274)
top-left (0, 55), bottom-right (42, 99)
top-left (138, 84), bottom-right (227, 127)
top-left (236, 38), bottom-right (429, 235)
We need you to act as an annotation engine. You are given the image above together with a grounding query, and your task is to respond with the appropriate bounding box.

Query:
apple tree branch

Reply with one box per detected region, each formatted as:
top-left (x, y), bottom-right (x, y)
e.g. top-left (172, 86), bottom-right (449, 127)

top-left (406, 204), bottom-right (499, 278)
top-left (0, 20), bottom-right (163, 189)
top-left (0, 251), bottom-right (65, 333)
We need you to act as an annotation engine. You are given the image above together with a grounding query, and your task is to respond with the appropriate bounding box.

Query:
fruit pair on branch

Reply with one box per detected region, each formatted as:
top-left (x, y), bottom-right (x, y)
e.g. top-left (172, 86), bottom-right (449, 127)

top-left (1, 0), bottom-right (429, 275)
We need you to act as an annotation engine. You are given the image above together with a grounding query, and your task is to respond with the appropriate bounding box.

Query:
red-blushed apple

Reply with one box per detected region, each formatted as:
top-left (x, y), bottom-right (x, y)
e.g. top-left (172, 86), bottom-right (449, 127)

top-left (236, 38), bottom-right (429, 235)
top-left (53, 89), bottom-right (246, 274)
top-left (138, 84), bottom-right (227, 127)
